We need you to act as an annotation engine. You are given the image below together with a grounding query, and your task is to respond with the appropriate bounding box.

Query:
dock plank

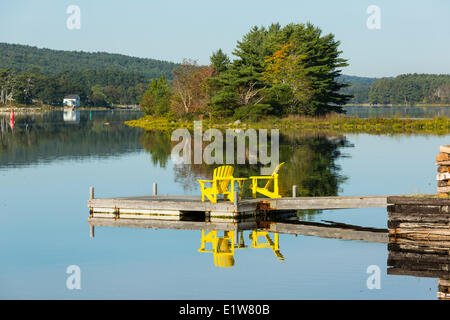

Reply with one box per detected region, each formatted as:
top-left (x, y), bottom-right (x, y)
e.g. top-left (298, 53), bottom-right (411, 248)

top-left (88, 195), bottom-right (389, 215)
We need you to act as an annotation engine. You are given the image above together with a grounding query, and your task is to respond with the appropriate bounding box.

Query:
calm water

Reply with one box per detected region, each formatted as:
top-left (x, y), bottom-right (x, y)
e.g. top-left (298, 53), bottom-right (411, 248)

top-left (0, 109), bottom-right (448, 299)
top-left (343, 105), bottom-right (450, 118)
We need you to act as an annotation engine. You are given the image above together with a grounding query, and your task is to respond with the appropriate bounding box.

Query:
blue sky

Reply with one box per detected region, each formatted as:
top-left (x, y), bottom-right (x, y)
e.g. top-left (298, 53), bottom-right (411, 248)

top-left (0, 0), bottom-right (449, 77)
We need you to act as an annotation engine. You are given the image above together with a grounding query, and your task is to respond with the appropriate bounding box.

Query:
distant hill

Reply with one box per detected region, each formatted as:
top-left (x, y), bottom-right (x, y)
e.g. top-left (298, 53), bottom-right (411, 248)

top-left (0, 42), bottom-right (178, 79)
top-left (2, 43), bottom-right (447, 107)
top-left (337, 75), bottom-right (379, 104)
top-left (368, 74), bottom-right (450, 105)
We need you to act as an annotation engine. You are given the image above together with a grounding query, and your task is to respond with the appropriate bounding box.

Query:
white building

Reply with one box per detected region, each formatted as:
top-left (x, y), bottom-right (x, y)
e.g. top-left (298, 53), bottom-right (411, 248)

top-left (63, 109), bottom-right (80, 123)
top-left (63, 94), bottom-right (80, 108)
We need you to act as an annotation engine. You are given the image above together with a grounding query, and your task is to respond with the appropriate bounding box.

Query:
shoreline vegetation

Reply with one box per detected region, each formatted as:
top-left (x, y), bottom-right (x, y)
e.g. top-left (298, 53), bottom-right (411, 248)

top-left (2, 102), bottom-right (450, 114)
top-left (0, 104), bottom-right (138, 113)
top-left (345, 103), bottom-right (450, 107)
top-left (1, 26), bottom-right (449, 115)
top-left (125, 115), bottom-right (450, 135)
top-left (1, 24), bottom-right (448, 123)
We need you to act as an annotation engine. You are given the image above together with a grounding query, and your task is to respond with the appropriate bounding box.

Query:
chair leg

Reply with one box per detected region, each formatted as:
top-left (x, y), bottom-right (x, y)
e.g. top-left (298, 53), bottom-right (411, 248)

top-left (274, 175), bottom-right (279, 198)
top-left (251, 179), bottom-right (257, 198)
top-left (230, 182), bottom-right (235, 203)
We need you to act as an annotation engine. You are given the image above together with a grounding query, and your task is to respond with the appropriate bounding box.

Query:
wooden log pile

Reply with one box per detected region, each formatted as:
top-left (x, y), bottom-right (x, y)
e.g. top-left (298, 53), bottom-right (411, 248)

top-left (438, 279), bottom-right (450, 300)
top-left (388, 240), bottom-right (450, 279)
top-left (436, 145), bottom-right (450, 198)
top-left (388, 190), bottom-right (450, 298)
top-left (387, 239), bottom-right (450, 300)
top-left (387, 196), bottom-right (450, 242)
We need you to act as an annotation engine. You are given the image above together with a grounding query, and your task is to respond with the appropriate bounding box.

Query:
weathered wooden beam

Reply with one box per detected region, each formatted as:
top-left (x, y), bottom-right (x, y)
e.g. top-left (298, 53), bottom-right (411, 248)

top-left (387, 196), bottom-right (450, 206)
top-left (388, 204), bottom-right (449, 214)
top-left (437, 186), bottom-right (450, 193)
top-left (88, 194), bottom-right (390, 216)
top-left (268, 195), bottom-right (388, 210)
top-left (437, 172), bottom-right (450, 180)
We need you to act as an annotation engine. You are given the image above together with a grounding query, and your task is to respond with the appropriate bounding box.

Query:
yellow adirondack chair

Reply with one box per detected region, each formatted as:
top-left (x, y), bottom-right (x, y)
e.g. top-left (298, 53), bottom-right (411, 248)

top-left (198, 230), bottom-right (235, 268)
top-left (250, 230), bottom-right (285, 262)
top-left (198, 165), bottom-right (247, 203)
top-left (249, 162), bottom-right (285, 198)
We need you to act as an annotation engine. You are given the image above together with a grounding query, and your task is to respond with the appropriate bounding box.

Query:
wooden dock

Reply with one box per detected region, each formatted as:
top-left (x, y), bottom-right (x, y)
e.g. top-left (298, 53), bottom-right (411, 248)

top-left (88, 191), bottom-right (388, 220)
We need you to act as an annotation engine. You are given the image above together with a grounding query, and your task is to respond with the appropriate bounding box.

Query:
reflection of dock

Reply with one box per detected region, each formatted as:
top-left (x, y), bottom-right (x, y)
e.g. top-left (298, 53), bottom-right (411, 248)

top-left (88, 215), bottom-right (388, 244)
top-left (388, 239), bottom-right (450, 300)
top-left (89, 213), bottom-right (388, 269)
top-left (88, 193), bottom-right (388, 220)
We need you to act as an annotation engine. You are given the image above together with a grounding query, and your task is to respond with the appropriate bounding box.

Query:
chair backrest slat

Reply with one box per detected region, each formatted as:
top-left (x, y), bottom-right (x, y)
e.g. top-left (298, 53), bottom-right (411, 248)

top-left (264, 162), bottom-right (285, 190)
top-left (213, 165), bottom-right (234, 193)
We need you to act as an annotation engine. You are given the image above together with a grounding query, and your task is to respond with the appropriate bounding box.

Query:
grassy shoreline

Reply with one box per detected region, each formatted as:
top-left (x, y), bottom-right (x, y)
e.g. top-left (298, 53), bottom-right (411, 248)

top-left (345, 103), bottom-right (450, 107)
top-left (0, 105), bottom-right (139, 114)
top-left (125, 115), bottom-right (450, 134)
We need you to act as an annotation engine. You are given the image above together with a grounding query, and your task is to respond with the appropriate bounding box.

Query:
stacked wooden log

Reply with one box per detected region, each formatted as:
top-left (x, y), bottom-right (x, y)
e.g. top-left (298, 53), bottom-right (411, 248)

top-left (388, 240), bottom-right (450, 279)
top-left (388, 192), bottom-right (450, 298)
top-left (436, 145), bottom-right (450, 198)
top-left (438, 279), bottom-right (450, 300)
top-left (387, 196), bottom-right (450, 242)
top-left (387, 240), bottom-right (450, 300)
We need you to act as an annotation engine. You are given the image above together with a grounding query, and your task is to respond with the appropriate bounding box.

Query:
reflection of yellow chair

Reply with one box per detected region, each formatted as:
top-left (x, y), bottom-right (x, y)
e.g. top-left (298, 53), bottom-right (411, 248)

top-left (250, 230), bottom-right (285, 262)
top-left (198, 230), bottom-right (235, 268)
top-left (249, 162), bottom-right (285, 199)
top-left (198, 229), bottom-right (285, 268)
top-left (198, 165), bottom-right (247, 203)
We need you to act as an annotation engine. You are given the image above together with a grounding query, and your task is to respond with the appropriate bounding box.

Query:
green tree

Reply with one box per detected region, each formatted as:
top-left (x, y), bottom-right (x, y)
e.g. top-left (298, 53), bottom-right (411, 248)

top-left (209, 23), bottom-right (351, 118)
top-left (210, 49), bottom-right (231, 74)
top-left (140, 76), bottom-right (172, 116)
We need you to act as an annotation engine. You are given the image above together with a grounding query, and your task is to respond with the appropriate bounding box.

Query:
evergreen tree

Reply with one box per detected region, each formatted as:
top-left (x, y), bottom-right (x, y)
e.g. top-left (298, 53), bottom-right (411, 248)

top-left (140, 76), bottom-right (172, 115)
top-left (209, 23), bottom-right (351, 118)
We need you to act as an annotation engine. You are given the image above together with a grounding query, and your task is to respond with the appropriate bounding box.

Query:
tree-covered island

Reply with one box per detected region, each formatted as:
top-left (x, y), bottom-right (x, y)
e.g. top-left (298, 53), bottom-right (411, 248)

top-left (139, 23), bottom-right (351, 121)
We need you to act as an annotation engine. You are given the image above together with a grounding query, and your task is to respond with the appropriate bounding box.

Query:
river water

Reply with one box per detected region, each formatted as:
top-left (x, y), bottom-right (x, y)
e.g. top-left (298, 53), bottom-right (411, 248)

top-left (0, 108), bottom-right (448, 299)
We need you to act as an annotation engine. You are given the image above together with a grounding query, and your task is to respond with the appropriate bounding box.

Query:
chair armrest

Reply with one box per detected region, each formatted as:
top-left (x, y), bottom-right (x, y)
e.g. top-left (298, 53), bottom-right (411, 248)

top-left (249, 176), bottom-right (273, 180)
top-left (197, 179), bottom-right (214, 183)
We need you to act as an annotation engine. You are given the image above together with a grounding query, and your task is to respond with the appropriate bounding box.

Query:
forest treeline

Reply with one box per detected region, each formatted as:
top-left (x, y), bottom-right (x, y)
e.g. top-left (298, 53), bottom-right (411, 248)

top-left (0, 43), bottom-right (177, 78)
top-left (1, 37), bottom-right (449, 110)
top-left (367, 74), bottom-right (450, 105)
top-left (0, 42), bottom-right (179, 107)
top-left (0, 68), bottom-right (151, 106)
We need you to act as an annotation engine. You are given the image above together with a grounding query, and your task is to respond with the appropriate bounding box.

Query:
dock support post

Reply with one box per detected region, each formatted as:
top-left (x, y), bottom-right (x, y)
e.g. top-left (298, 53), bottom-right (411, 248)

top-left (153, 183), bottom-right (157, 196)
top-left (90, 186), bottom-right (95, 200)
top-left (292, 185), bottom-right (297, 198)
top-left (234, 191), bottom-right (238, 208)
top-left (89, 225), bottom-right (95, 238)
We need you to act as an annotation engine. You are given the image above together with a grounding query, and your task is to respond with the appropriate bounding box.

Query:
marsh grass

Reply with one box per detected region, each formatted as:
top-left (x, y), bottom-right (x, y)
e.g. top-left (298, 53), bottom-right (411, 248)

top-left (125, 114), bottom-right (450, 135)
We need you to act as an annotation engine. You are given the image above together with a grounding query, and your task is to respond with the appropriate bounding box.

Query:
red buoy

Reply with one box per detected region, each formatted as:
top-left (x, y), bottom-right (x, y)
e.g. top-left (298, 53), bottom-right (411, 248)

top-left (10, 109), bottom-right (14, 130)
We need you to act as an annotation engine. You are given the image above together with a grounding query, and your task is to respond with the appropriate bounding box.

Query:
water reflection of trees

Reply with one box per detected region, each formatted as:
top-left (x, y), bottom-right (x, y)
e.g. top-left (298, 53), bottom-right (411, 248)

top-left (0, 111), bottom-right (143, 167)
top-left (140, 129), bottom-right (352, 196)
